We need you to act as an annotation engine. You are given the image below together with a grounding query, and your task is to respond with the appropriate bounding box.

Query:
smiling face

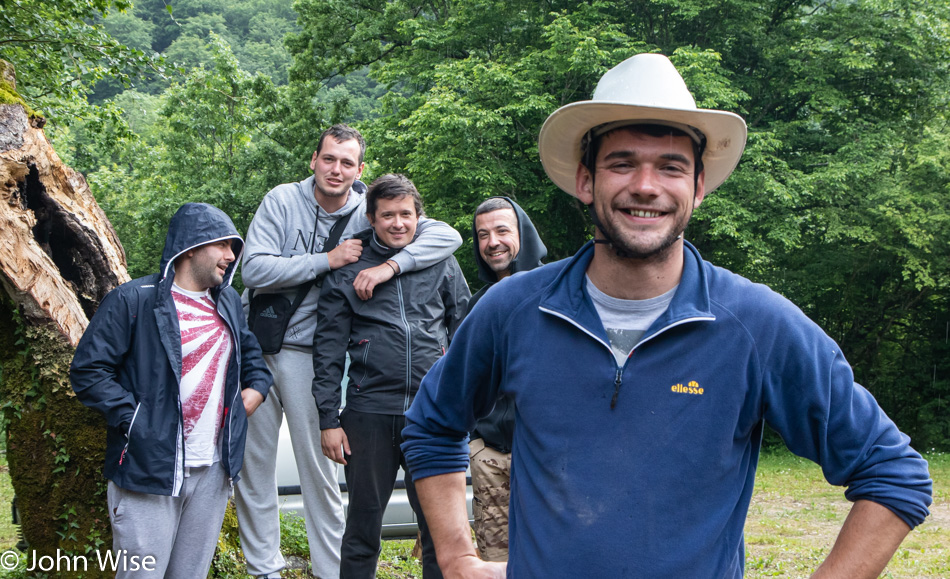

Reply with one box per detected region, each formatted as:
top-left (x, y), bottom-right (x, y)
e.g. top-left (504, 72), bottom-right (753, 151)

top-left (575, 127), bottom-right (705, 261)
top-left (368, 195), bottom-right (419, 249)
top-left (176, 239), bottom-right (236, 291)
top-left (310, 137), bottom-right (365, 206)
top-left (476, 207), bottom-right (521, 279)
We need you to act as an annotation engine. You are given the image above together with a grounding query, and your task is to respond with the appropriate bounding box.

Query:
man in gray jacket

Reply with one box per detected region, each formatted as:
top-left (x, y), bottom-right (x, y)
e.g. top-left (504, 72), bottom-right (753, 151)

top-left (314, 174), bottom-right (470, 579)
top-left (235, 126), bottom-right (462, 579)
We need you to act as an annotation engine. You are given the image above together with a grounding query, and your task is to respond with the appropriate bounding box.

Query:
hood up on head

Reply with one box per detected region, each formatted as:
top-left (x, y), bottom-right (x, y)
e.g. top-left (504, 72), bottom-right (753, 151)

top-left (159, 202), bottom-right (245, 290)
top-left (472, 196), bottom-right (547, 286)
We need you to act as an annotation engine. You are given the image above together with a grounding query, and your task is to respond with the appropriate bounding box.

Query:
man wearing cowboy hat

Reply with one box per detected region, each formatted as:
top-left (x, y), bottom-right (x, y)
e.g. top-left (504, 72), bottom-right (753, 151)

top-left (400, 53), bottom-right (932, 578)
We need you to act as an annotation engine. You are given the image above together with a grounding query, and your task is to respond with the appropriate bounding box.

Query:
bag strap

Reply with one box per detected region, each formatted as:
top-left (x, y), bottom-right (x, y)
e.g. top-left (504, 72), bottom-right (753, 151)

top-left (250, 206), bottom-right (358, 309)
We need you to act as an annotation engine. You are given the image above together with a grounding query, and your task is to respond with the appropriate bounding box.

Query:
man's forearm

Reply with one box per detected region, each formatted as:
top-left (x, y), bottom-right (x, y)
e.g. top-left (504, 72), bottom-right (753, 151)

top-left (243, 252), bottom-right (330, 289)
top-left (414, 472), bottom-right (479, 569)
top-left (243, 194), bottom-right (333, 288)
top-left (811, 499), bottom-right (911, 579)
top-left (391, 218), bottom-right (462, 273)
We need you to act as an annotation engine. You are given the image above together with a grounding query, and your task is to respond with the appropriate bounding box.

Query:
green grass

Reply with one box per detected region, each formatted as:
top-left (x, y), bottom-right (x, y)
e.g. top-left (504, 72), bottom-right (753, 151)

top-left (745, 450), bottom-right (950, 579)
top-left (0, 450), bottom-right (946, 577)
top-left (0, 452), bottom-right (15, 552)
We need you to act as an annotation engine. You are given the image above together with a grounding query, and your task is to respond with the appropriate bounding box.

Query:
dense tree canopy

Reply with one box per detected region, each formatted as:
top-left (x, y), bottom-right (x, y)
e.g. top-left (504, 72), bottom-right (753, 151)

top-left (6, 0), bottom-right (949, 451)
top-left (285, 0), bottom-right (950, 447)
top-left (0, 0), bottom-right (163, 123)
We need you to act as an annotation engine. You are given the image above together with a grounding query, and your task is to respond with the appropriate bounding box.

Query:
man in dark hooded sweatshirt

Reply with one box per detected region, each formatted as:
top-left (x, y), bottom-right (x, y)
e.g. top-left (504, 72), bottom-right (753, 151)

top-left (70, 203), bottom-right (273, 578)
top-left (467, 197), bottom-right (546, 561)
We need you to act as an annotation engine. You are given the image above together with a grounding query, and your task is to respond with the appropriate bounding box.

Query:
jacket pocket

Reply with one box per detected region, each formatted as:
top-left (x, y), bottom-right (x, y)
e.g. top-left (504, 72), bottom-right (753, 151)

top-left (119, 403), bottom-right (142, 466)
top-left (356, 339), bottom-right (371, 388)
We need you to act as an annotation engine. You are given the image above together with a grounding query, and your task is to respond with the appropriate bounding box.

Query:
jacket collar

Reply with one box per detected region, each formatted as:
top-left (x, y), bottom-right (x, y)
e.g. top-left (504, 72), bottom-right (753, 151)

top-left (538, 240), bottom-right (715, 343)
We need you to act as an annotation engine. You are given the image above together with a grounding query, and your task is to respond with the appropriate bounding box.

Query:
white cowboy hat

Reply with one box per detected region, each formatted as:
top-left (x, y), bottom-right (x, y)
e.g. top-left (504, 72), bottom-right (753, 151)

top-left (538, 53), bottom-right (747, 197)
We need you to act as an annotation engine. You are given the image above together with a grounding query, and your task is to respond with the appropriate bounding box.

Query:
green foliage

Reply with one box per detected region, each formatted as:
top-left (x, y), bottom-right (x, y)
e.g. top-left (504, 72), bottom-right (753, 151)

top-left (87, 0), bottom-right (300, 101)
top-left (102, 10), bottom-right (157, 52)
top-left (0, 0), bottom-right (163, 118)
top-left (0, 303), bottom-right (111, 576)
top-left (377, 540), bottom-right (423, 579)
top-left (284, 0), bottom-right (950, 448)
top-left (71, 34), bottom-right (331, 278)
top-left (278, 511), bottom-right (310, 557)
top-left (36, 0), bottom-right (950, 451)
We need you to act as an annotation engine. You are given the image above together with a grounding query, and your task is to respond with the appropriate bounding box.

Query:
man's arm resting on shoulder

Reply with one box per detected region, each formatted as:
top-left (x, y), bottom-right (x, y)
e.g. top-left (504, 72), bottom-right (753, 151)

top-left (242, 194), bottom-right (362, 289)
top-left (811, 500), bottom-right (911, 579)
top-left (414, 472), bottom-right (506, 579)
top-left (354, 218), bottom-right (463, 300)
top-left (389, 217), bottom-right (462, 272)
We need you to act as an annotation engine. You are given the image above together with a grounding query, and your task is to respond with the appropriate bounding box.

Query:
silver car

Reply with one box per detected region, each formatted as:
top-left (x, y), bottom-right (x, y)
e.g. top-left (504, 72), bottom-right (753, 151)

top-left (274, 397), bottom-right (474, 538)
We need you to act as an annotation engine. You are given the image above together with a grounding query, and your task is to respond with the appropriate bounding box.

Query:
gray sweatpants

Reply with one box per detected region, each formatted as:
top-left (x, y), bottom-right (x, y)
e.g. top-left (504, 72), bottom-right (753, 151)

top-left (107, 462), bottom-right (230, 578)
top-left (234, 346), bottom-right (345, 578)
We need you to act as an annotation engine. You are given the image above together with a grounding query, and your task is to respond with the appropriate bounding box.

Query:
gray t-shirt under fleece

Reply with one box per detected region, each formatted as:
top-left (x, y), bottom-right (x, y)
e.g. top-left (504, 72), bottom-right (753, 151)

top-left (586, 275), bottom-right (677, 366)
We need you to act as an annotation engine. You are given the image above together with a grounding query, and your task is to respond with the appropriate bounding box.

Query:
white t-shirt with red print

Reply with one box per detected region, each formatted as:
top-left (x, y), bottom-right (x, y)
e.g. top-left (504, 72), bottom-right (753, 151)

top-left (172, 284), bottom-right (233, 467)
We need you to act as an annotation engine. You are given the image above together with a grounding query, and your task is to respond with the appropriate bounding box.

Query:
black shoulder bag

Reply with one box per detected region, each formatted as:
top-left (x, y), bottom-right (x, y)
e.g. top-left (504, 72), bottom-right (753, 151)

top-left (248, 207), bottom-right (357, 355)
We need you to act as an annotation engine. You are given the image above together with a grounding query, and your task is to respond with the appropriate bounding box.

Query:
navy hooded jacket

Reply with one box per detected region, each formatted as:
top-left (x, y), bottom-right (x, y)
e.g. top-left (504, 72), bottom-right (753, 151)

top-left (70, 203), bottom-right (273, 496)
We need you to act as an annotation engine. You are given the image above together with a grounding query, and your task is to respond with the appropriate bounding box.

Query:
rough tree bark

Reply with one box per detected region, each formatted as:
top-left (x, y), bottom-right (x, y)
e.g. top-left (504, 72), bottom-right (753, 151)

top-left (0, 62), bottom-right (129, 573)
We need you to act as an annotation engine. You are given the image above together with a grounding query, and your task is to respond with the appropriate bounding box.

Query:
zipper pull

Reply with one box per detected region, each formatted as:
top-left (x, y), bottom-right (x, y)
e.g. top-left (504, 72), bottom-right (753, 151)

top-left (610, 368), bottom-right (622, 409)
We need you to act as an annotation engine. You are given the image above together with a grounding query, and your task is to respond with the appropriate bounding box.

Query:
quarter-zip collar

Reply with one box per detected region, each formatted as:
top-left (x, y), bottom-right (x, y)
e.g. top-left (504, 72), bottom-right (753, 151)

top-left (538, 239), bottom-right (716, 346)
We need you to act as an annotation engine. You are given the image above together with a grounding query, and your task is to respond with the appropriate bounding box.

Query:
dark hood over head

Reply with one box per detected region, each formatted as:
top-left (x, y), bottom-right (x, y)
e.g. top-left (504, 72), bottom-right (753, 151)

top-left (159, 202), bottom-right (244, 289)
top-left (472, 196), bottom-right (547, 286)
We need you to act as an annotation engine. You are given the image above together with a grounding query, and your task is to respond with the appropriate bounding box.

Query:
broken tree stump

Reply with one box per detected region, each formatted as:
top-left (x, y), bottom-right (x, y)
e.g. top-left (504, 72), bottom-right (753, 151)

top-left (0, 61), bottom-right (129, 573)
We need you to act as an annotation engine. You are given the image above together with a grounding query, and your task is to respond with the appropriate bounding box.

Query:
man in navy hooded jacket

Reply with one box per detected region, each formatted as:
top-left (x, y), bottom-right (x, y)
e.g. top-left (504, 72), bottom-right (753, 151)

top-left (71, 202), bottom-right (273, 578)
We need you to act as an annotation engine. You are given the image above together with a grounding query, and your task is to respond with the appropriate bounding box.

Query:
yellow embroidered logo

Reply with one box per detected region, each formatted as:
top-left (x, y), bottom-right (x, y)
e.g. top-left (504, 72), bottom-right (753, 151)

top-left (671, 380), bottom-right (704, 395)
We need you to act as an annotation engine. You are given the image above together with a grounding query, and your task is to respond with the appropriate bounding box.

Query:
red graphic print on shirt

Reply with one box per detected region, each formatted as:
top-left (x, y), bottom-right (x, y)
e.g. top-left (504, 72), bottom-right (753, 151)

top-left (173, 288), bottom-right (232, 465)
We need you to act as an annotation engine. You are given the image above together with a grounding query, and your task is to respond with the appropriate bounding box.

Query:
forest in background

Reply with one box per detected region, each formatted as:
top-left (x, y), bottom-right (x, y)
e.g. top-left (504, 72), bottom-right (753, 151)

top-left (2, 0), bottom-right (949, 450)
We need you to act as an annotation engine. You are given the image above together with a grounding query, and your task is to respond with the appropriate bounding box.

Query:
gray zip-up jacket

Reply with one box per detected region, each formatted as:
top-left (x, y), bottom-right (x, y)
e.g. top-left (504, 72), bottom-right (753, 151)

top-left (312, 228), bottom-right (471, 428)
top-left (243, 176), bottom-right (463, 349)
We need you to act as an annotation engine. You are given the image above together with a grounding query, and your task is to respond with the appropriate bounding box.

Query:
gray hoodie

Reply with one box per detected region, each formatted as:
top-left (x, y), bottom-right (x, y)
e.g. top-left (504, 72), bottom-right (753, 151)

top-left (242, 175), bottom-right (462, 349)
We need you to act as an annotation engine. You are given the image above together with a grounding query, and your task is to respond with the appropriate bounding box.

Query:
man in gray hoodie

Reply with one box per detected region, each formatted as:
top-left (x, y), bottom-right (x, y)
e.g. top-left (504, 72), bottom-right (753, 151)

top-left (234, 125), bottom-right (462, 579)
top-left (467, 197), bottom-right (546, 562)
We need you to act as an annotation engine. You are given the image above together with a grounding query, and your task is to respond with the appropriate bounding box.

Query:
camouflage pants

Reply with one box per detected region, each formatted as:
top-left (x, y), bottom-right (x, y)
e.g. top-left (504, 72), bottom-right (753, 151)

top-left (469, 437), bottom-right (511, 562)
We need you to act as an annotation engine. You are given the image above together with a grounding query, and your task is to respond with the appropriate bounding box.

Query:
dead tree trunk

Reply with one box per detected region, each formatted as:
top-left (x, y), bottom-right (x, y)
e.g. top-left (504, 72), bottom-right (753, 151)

top-left (0, 63), bottom-right (129, 573)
